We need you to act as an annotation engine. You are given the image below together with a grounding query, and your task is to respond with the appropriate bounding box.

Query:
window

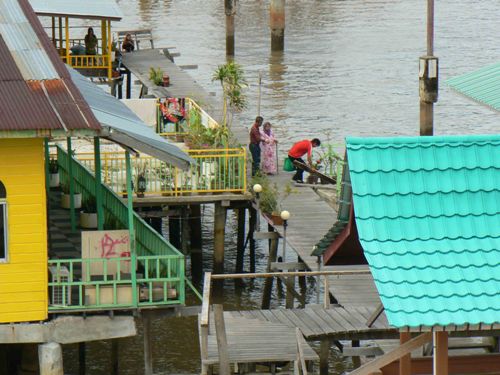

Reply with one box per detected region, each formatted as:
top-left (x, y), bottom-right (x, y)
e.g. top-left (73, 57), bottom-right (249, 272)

top-left (0, 181), bottom-right (6, 261)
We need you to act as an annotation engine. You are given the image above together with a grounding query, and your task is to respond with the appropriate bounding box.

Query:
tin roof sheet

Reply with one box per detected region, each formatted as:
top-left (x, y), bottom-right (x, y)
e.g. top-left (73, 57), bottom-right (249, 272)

top-left (346, 134), bottom-right (500, 329)
top-left (0, 0), bottom-right (100, 132)
top-left (446, 62), bottom-right (500, 112)
top-left (68, 68), bottom-right (193, 170)
top-left (29, 0), bottom-right (123, 20)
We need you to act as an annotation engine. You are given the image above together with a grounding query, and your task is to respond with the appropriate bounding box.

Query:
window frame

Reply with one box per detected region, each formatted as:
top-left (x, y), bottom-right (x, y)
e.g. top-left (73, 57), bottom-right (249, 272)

top-left (0, 199), bottom-right (7, 263)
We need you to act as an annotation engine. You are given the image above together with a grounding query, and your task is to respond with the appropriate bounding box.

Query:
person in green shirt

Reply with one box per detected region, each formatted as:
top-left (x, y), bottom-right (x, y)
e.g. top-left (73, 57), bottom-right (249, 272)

top-left (84, 27), bottom-right (98, 55)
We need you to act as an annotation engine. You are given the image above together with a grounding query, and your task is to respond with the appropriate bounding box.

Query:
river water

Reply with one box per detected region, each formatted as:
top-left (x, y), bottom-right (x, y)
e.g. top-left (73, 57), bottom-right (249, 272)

top-left (63, 1), bottom-right (499, 374)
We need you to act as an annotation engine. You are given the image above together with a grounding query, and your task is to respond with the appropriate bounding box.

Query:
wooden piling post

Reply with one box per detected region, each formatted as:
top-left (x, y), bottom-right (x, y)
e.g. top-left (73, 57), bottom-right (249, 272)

top-left (235, 208), bottom-right (246, 273)
top-left (352, 339), bottom-right (361, 368)
top-left (181, 207), bottom-right (190, 255)
top-left (168, 213), bottom-right (181, 250)
top-left (434, 331), bottom-right (448, 375)
top-left (319, 339), bottom-right (330, 375)
top-left (189, 205), bottom-right (203, 283)
top-left (214, 203), bottom-right (227, 275)
top-left (111, 340), bottom-right (119, 375)
top-left (270, 0), bottom-right (285, 51)
top-left (143, 312), bottom-right (153, 375)
top-left (261, 225), bottom-right (278, 309)
top-left (78, 342), bottom-right (85, 375)
top-left (285, 276), bottom-right (295, 309)
top-left (249, 207), bottom-right (257, 273)
top-left (225, 0), bottom-right (235, 56)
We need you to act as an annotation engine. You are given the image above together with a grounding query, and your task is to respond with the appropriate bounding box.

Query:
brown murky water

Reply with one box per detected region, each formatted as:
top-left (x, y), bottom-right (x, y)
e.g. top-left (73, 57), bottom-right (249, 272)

top-left (63, 1), bottom-right (499, 373)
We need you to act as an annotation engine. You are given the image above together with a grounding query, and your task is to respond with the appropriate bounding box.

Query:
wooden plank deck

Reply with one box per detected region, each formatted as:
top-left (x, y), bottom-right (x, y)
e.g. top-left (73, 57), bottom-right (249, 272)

top-left (264, 171), bottom-right (337, 269)
top-left (204, 314), bottom-right (318, 365)
top-left (228, 306), bottom-right (396, 341)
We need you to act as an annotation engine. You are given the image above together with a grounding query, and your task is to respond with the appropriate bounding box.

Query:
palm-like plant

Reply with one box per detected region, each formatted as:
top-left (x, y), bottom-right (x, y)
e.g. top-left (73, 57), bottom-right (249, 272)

top-left (212, 61), bottom-right (248, 130)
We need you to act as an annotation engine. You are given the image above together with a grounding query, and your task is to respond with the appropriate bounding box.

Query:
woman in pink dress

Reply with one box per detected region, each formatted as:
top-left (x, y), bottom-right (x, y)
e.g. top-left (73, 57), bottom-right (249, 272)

top-left (260, 122), bottom-right (278, 175)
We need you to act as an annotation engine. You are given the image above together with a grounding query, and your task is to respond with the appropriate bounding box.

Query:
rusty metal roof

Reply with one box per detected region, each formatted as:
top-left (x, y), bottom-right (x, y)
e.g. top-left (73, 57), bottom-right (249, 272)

top-left (0, 0), bottom-right (101, 133)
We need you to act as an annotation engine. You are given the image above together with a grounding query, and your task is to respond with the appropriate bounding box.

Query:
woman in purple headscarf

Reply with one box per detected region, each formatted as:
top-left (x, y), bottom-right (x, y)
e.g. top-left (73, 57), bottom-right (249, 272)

top-left (260, 122), bottom-right (278, 175)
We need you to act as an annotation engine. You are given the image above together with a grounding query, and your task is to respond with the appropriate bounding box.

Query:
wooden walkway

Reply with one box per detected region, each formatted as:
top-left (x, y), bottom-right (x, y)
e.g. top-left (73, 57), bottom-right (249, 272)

top-left (204, 314), bottom-right (318, 366)
top-left (227, 305), bottom-right (396, 341)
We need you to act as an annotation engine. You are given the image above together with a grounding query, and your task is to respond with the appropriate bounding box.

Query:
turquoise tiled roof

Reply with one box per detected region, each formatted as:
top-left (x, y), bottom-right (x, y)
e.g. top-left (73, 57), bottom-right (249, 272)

top-left (446, 62), bottom-right (500, 112)
top-left (346, 134), bottom-right (500, 328)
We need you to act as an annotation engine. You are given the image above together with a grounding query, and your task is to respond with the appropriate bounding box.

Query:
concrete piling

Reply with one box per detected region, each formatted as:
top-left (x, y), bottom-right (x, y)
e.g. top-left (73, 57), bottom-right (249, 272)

top-left (270, 0), bottom-right (285, 51)
top-left (39, 342), bottom-right (64, 375)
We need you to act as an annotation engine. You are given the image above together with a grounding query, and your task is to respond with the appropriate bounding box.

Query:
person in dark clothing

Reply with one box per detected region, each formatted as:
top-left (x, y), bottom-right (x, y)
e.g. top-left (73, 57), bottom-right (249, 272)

top-left (288, 138), bottom-right (321, 182)
top-left (84, 27), bottom-right (98, 55)
top-left (249, 116), bottom-right (264, 176)
top-left (122, 33), bottom-right (135, 52)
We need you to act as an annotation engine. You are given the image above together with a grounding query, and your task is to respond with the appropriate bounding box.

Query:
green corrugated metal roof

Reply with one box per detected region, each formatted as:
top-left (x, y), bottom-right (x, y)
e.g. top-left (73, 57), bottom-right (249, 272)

top-left (446, 62), bottom-right (500, 111)
top-left (346, 134), bottom-right (500, 328)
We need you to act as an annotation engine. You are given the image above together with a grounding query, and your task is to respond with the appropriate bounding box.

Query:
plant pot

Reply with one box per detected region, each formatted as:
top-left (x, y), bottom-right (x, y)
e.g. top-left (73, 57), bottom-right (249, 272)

top-left (80, 212), bottom-right (98, 229)
top-left (265, 212), bottom-right (284, 226)
top-left (49, 173), bottom-right (60, 188)
top-left (61, 193), bottom-right (82, 209)
top-left (162, 74), bottom-right (170, 87)
top-left (307, 175), bottom-right (319, 184)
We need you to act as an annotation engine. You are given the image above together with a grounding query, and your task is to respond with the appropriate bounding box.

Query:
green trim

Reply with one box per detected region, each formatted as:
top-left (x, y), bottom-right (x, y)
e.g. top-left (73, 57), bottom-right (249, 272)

top-left (125, 151), bottom-right (138, 306)
top-left (66, 137), bottom-right (76, 232)
top-left (94, 137), bottom-right (104, 230)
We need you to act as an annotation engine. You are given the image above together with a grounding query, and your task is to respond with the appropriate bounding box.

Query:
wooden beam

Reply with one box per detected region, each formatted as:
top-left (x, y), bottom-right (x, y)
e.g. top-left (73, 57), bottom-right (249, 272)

top-left (210, 269), bottom-right (371, 280)
top-left (434, 331), bottom-right (448, 375)
top-left (296, 328), bottom-right (308, 375)
top-left (348, 333), bottom-right (432, 375)
top-left (366, 304), bottom-right (384, 328)
top-left (200, 272), bottom-right (212, 326)
top-left (213, 304), bottom-right (230, 375)
top-left (399, 332), bottom-right (411, 375)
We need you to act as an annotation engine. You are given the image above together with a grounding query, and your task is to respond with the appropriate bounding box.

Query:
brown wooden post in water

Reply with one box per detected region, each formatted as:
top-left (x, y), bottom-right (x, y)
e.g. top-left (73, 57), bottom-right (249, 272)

top-left (111, 340), bottom-right (119, 375)
top-left (214, 203), bottom-right (227, 275)
top-left (352, 339), bottom-right (361, 368)
top-left (168, 213), bottom-right (181, 250)
top-left (225, 0), bottom-right (235, 56)
top-left (181, 207), bottom-right (190, 255)
top-left (143, 311), bottom-right (153, 375)
top-left (285, 276), bottom-right (295, 308)
top-left (270, 0), bottom-right (285, 51)
top-left (319, 339), bottom-right (330, 375)
top-left (419, 0), bottom-right (438, 136)
top-left (261, 225), bottom-right (278, 309)
top-left (189, 205), bottom-right (203, 283)
top-left (235, 208), bottom-right (246, 273)
top-left (249, 207), bottom-right (257, 273)
top-left (78, 342), bottom-right (85, 375)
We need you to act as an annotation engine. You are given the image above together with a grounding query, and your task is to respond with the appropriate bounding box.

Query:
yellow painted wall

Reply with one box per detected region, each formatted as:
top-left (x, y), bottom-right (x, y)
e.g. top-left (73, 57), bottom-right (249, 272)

top-left (0, 138), bottom-right (47, 323)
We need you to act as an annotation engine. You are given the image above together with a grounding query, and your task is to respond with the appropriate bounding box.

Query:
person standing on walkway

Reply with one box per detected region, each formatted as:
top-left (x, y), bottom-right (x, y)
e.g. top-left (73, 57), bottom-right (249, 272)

top-left (288, 138), bottom-right (321, 182)
top-left (249, 116), bottom-right (263, 176)
top-left (260, 122), bottom-right (278, 175)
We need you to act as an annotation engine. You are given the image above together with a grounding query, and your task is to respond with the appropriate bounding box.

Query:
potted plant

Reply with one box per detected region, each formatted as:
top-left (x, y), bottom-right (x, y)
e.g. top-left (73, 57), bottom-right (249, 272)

top-left (60, 183), bottom-right (82, 209)
top-left (80, 196), bottom-right (97, 229)
top-left (49, 159), bottom-right (60, 188)
top-left (149, 67), bottom-right (164, 86)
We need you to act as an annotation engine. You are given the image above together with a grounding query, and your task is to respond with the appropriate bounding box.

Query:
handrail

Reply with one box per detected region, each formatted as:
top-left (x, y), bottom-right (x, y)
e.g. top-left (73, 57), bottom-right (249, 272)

top-left (55, 145), bottom-right (186, 308)
top-left (75, 148), bottom-right (247, 196)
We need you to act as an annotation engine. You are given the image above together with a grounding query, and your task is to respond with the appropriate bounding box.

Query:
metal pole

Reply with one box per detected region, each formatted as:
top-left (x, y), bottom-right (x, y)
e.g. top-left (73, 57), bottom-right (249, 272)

top-left (67, 137), bottom-right (76, 232)
top-left (94, 137), bottom-right (104, 230)
top-left (257, 72), bottom-right (262, 116)
top-left (282, 220), bottom-right (288, 261)
top-left (427, 0), bottom-right (434, 56)
top-left (316, 256), bottom-right (321, 304)
top-left (125, 152), bottom-right (137, 306)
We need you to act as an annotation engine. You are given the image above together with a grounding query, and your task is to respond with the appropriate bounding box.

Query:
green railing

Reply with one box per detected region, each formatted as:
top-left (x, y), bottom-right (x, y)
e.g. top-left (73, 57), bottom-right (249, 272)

top-left (48, 255), bottom-right (183, 309)
top-left (77, 148), bottom-right (247, 196)
top-left (53, 146), bottom-right (185, 310)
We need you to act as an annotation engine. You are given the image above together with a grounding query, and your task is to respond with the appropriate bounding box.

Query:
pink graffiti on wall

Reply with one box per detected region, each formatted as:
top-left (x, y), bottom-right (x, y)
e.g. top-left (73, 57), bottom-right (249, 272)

top-left (100, 233), bottom-right (130, 259)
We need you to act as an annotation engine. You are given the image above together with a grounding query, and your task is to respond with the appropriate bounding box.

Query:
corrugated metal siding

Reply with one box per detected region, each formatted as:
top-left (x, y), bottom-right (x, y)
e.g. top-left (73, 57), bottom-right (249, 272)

top-left (0, 0), bottom-right (101, 132)
top-left (0, 0), bottom-right (58, 80)
top-left (446, 62), bottom-right (500, 112)
top-left (346, 134), bottom-right (500, 328)
top-left (29, 0), bottom-right (123, 20)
